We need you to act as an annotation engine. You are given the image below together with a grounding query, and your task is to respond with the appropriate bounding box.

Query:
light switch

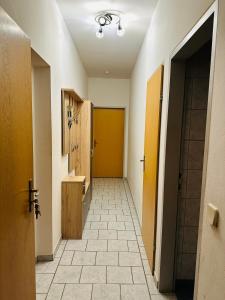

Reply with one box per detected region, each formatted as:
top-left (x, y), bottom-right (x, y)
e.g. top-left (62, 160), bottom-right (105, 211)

top-left (207, 203), bottom-right (219, 227)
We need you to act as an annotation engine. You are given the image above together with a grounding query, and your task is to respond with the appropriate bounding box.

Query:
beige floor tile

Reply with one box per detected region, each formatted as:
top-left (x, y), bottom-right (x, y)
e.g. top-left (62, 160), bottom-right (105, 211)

top-left (60, 251), bottom-right (74, 265)
top-left (46, 283), bottom-right (64, 300)
top-left (108, 240), bottom-right (128, 252)
top-left (55, 244), bottom-right (65, 258)
top-left (94, 209), bottom-right (109, 215)
top-left (87, 214), bottom-right (101, 222)
top-left (128, 241), bottom-right (139, 252)
top-left (91, 222), bottom-right (108, 230)
top-left (132, 267), bottom-right (146, 284)
top-left (117, 215), bottom-right (132, 222)
top-left (119, 252), bottom-right (142, 266)
top-left (82, 229), bottom-right (99, 239)
top-left (118, 230), bottom-right (136, 241)
top-left (96, 251), bottom-right (118, 266)
top-left (36, 294), bottom-right (47, 300)
top-left (92, 284), bottom-right (120, 300)
top-left (101, 204), bottom-right (116, 209)
top-left (121, 284), bottom-right (150, 300)
top-left (36, 274), bottom-right (54, 293)
top-left (84, 221), bottom-right (91, 229)
top-left (109, 209), bottom-right (124, 215)
top-left (123, 209), bottom-right (131, 216)
top-left (98, 229), bottom-right (117, 240)
top-left (125, 222), bottom-right (134, 230)
top-left (80, 266), bottom-right (106, 283)
top-left (101, 215), bottom-right (117, 222)
top-left (62, 284), bottom-right (92, 300)
top-left (65, 240), bottom-right (87, 251)
top-left (90, 203), bottom-right (102, 210)
top-left (53, 266), bottom-right (82, 283)
top-left (107, 266), bottom-right (132, 284)
top-left (72, 251), bottom-right (96, 266)
top-left (45, 258), bottom-right (60, 273)
top-left (108, 221), bottom-right (125, 230)
top-left (86, 240), bottom-right (107, 251)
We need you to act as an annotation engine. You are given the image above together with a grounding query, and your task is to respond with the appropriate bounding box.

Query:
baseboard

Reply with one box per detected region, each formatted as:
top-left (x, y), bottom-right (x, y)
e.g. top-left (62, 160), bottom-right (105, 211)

top-left (154, 273), bottom-right (160, 289)
top-left (36, 236), bottom-right (62, 262)
top-left (37, 254), bottom-right (54, 262)
top-left (53, 236), bottom-right (62, 257)
top-left (123, 178), bottom-right (142, 227)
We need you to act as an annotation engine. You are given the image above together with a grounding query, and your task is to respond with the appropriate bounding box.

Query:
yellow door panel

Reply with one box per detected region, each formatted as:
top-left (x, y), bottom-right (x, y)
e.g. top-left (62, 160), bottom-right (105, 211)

top-left (142, 65), bottom-right (164, 273)
top-left (93, 108), bottom-right (124, 178)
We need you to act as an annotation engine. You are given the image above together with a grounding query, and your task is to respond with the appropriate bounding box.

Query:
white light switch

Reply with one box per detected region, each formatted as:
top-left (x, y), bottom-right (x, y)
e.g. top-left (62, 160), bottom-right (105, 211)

top-left (207, 203), bottom-right (219, 227)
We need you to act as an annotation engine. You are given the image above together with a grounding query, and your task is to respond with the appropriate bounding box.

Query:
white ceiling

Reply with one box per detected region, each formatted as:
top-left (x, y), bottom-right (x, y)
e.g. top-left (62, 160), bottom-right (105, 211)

top-left (57, 0), bottom-right (157, 78)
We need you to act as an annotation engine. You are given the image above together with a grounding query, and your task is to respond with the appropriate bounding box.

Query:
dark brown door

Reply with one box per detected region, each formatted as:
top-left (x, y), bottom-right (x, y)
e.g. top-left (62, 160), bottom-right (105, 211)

top-left (0, 7), bottom-right (35, 300)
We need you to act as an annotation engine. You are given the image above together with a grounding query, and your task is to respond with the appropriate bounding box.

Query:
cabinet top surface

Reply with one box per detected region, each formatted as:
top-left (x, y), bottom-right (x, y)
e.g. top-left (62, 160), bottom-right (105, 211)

top-left (62, 176), bottom-right (86, 183)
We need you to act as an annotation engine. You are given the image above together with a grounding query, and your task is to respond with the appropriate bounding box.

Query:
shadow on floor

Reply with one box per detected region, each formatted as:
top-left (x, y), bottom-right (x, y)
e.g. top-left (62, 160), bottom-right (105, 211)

top-left (175, 280), bottom-right (194, 300)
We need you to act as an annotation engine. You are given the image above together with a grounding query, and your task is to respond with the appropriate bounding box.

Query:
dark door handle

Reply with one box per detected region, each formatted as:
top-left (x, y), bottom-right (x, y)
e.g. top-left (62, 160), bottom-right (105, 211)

top-left (28, 179), bottom-right (41, 219)
top-left (94, 140), bottom-right (98, 148)
top-left (140, 156), bottom-right (145, 172)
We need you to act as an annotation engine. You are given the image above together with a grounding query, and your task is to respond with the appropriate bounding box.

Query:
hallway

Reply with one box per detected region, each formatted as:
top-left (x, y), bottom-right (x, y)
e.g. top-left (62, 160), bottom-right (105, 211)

top-left (36, 179), bottom-right (175, 300)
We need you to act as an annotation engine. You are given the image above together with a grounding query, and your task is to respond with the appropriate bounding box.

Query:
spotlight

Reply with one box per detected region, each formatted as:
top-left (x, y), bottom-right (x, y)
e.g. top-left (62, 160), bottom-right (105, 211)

top-left (99, 16), bottom-right (106, 26)
top-left (117, 23), bottom-right (125, 37)
top-left (96, 26), bottom-right (104, 39)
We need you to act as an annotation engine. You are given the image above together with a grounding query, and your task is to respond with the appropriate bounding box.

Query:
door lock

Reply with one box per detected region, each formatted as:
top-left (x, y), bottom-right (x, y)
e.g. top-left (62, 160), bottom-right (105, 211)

top-left (29, 180), bottom-right (41, 219)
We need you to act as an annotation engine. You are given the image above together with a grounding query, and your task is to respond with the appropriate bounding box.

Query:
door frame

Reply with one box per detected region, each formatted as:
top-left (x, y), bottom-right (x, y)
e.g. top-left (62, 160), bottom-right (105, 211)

top-left (158, 2), bottom-right (218, 295)
top-left (31, 49), bottom-right (53, 261)
top-left (93, 106), bottom-right (127, 178)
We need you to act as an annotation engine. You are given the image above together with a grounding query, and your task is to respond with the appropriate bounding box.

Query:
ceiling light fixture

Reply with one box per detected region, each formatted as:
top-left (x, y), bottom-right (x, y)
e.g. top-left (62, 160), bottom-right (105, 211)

top-left (96, 26), bottom-right (104, 39)
top-left (95, 11), bottom-right (125, 39)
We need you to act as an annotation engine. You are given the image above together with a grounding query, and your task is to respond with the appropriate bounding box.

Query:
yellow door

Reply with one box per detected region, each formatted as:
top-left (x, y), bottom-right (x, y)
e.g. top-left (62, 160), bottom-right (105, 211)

top-left (93, 108), bottom-right (124, 177)
top-left (0, 7), bottom-right (35, 299)
top-left (142, 65), bottom-right (164, 273)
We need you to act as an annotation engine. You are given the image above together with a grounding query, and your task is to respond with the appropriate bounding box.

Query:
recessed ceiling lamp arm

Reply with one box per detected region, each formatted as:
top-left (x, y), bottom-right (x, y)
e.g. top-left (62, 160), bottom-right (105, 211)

top-left (95, 11), bottom-right (125, 39)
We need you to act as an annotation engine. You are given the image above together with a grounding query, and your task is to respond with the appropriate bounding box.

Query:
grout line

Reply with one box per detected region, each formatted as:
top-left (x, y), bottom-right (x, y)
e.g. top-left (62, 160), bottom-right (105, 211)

top-left (59, 284), bottom-right (66, 300)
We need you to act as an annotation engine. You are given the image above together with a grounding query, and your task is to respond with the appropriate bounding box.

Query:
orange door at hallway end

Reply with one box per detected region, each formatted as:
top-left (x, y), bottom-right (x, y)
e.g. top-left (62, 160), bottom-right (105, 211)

top-left (93, 108), bottom-right (125, 178)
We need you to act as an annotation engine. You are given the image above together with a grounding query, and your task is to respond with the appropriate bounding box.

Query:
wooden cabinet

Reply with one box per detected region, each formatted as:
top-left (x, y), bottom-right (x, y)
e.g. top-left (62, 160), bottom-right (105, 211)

top-left (61, 89), bottom-right (93, 239)
top-left (62, 176), bottom-right (91, 239)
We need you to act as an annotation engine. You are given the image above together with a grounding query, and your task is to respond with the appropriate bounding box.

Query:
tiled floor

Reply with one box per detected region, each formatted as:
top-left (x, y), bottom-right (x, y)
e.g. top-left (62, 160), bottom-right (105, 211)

top-left (36, 178), bottom-right (177, 300)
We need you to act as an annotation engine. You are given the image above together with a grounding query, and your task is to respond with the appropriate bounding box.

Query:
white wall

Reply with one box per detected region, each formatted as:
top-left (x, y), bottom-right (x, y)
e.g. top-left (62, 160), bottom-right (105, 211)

top-left (0, 0), bottom-right (88, 254)
top-left (128, 0), bottom-right (218, 291)
top-left (88, 78), bottom-right (130, 177)
top-left (32, 66), bottom-right (52, 258)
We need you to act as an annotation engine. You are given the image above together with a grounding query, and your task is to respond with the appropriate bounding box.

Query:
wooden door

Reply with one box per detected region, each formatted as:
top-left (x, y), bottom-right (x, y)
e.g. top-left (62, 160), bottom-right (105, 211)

top-left (93, 108), bottom-right (124, 177)
top-left (142, 65), bottom-right (164, 273)
top-left (0, 7), bottom-right (35, 300)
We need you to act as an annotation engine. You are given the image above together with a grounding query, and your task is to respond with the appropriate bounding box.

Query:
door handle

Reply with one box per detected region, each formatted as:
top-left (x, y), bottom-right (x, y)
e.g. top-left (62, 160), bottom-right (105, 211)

top-left (94, 140), bottom-right (98, 148)
top-left (28, 179), bottom-right (41, 219)
top-left (140, 156), bottom-right (145, 172)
